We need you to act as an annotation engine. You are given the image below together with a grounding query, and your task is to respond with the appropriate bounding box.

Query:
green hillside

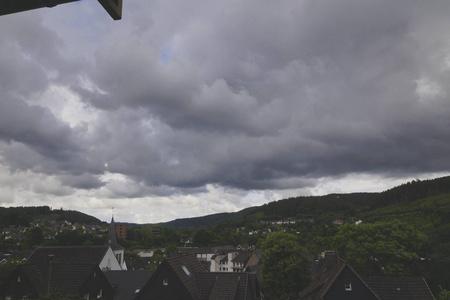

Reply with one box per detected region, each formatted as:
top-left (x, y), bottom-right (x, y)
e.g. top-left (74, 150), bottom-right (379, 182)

top-left (0, 206), bottom-right (102, 227)
top-left (156, 176), bottom-right (450, 229)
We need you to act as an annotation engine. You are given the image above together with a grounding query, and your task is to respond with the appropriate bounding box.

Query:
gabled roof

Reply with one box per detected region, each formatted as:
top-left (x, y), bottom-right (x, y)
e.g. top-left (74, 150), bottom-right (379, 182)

top-left (363, 277), bottom-right (435, 300)
top-left (245, 250), bottom-right (262, 266)
top-left (167, 253), bottom-right (208, 299)
top-left (232, 251), bottom-right (252, 265)
top-left (20, 263), bottom-right (100, 295)
top-left (299, 252), bottom-right (379, 300)
top-left (104, 270), bottom-right (153, 299)
top-left (299, 258), bottom-right (344, 299)
top-left (28, 246), bottom-right (109, 264)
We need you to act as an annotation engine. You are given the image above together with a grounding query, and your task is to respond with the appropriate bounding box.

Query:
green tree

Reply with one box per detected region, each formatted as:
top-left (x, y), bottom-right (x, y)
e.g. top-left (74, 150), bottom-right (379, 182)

top-left (145, 249), bottom-right (165, 271)
top-left (193, 229), bottom-right (214, 247)
top-left (334, 221), bottom-right (427, 276)
top-left (23, 227), bottom-right (44, 249)
top-left (259, 231), bottom-right (311, 300)
top-left (60, 228), bottom-right (90, 246)
top-left (0, 259), bottom-right (21, 287)
top-left (437, 287), bottom-right (450, 300)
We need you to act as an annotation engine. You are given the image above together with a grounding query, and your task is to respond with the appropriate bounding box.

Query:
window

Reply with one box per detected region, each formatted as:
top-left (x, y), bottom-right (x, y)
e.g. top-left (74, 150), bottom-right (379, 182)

top-left (181, 265), bottom-right (191, 276)
top-left (345, 279), bottom-right (352, 291)
top-left (97, 289), bottom-right (103, 298)
top-left (163, 278), bottom-right (169, 286)
top-left (17, 275), bottom-right (21, 283)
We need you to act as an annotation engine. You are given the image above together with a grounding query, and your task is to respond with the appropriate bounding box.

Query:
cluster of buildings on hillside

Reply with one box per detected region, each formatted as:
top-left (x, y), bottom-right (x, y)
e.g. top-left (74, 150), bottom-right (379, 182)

top-left (1, 220), bottom-right (107, 243)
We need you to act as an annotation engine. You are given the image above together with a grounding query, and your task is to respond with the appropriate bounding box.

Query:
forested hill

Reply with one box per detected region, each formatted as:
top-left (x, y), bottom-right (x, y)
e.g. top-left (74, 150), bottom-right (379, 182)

top-left (0, 206), bottom-right (102, 227)
top-left (1, 176), bottom-right (449, 229)
top-left (157, 175), bottom-right (450, 229)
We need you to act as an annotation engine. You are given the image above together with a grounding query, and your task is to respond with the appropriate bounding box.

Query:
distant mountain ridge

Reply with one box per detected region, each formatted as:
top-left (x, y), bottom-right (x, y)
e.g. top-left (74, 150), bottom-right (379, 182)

top-left (1, 175), bottom-right (449, 229)
top-left (155, 175), bottom-right (450, 229)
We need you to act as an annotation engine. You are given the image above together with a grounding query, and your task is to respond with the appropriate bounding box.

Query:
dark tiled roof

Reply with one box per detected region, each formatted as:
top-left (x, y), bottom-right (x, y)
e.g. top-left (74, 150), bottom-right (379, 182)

top-left (194, 272), bottom-right (251, 300)
top-left (363, 277), bottom-right (435, 300)
top-left (167, 254), bottom-right (208, 299)
top-left (21, 263), bottom-right (99, 295)
top-left (104, 270), bottom-right (153, 299)
top-left (299, 255), bottom-right (346, 299)
top-left (232, 251), bottom-right (252, 264)
top-left (28, 246), bottom-right (109, 264)
top-left (201, 260), bottom-right (211, 270)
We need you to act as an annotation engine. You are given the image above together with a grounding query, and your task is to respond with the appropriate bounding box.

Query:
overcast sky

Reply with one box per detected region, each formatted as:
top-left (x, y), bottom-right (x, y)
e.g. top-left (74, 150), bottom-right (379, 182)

top-left (0, 0), bottom-right (449, 223)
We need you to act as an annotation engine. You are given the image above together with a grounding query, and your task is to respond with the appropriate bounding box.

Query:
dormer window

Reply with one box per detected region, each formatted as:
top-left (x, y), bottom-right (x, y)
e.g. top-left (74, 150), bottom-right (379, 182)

top-left (345, 279), bottom-right (352, 291)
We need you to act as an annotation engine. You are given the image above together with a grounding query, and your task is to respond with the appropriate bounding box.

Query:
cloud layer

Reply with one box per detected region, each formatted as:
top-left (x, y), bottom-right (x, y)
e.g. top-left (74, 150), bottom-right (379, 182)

top-left (0, 0), bottom-right (450, 222)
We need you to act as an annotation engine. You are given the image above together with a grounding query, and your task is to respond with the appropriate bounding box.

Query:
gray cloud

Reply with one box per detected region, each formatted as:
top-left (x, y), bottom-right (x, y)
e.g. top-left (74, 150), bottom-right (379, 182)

top-left (1, 0), bottom-right (450, 216)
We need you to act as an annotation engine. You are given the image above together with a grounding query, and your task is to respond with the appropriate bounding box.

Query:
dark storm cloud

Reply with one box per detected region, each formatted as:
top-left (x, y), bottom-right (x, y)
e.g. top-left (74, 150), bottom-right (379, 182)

top-left (0, 14), bottom-right (102, 186)
top-left (59, 174), bottom-right (106, 190)
top-left (1, 0), bottom-right (450, 199)
top-left (79, 0), bottom-right (450, 192)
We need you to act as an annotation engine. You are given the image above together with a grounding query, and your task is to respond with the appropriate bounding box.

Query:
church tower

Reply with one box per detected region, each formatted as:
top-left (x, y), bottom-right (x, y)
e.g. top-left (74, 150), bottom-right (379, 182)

top-left (108, 215), bottom-right (126, 270)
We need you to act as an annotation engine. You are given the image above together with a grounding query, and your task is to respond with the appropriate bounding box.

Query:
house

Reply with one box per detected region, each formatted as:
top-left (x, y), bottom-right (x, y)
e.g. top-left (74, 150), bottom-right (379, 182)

top-left (236, 244), bottom-right (253, 251)
top-left (0, 263), bottom-right (114, 299)
top-left (28, 245), bottom-right (123, 271)
top-left (332, 219), bottom-right (344, 226)
top-left (299, 251), bottom-right (379, 300)
top-left (135, 253), bottom-right (261, 300)
top-left (211, 251), bottom-right (240, 272)
top-left (104, 270), bottom-right (154, 300)
top-left (231, 251), bottom-right (252, 272)
top-left (299, 251), bottom-right (435, 300)
top-left (135, 249), bottom-right (158, 258)
top-left (178, 246), bottom-right (260, 274)
top-left (136, 253), bottom-right (208, 300)
top-left (178, 247), bottom-right (215, 262)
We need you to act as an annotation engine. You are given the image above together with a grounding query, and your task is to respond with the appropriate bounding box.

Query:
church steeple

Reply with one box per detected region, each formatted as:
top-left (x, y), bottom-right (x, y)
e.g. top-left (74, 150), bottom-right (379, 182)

top-left (107, 212), bottom-right (126, 270)
top-left (108, 215), bottom-right (119, 247)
